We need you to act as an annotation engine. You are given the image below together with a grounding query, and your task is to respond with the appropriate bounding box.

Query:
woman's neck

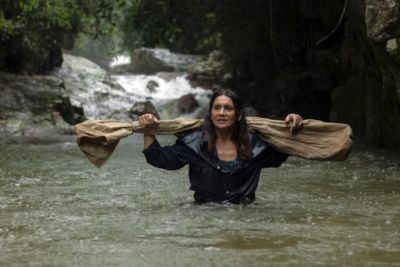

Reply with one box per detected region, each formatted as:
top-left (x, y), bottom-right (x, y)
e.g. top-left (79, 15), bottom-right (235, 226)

top-left (215, 128), bottom-right (237, 161)
top-left (215, 128), bottom-right (234, 142)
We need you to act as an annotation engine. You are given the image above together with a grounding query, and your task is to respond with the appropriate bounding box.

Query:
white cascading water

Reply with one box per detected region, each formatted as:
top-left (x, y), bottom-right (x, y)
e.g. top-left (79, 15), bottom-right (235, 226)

top-left (110, 54), bottom-right (211, 119)
top-left (54, 50), bottom-right (211, 120)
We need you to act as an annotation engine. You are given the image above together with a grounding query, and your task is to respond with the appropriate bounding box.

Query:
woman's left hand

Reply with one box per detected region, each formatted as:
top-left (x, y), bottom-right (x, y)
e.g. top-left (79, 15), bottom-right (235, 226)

top-left (285, 113), bottom-right (303, 132)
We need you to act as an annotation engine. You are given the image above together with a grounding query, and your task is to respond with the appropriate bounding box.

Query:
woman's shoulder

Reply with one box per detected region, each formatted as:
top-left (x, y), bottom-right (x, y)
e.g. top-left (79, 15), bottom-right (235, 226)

top-left (176, 130), bottom-right (207, 157)
top-left (249, 131), bottom-right (265, 146)
top-left (248, 131), bottom-right (277, 158)
top-left (178, 129), bottom-right (202, 144)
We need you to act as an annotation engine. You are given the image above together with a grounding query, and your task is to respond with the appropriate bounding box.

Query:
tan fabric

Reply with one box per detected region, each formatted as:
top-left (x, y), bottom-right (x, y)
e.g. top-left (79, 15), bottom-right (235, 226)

top-left (74, 117), bottom-right (353, 168)
top-left (74, 118), bottom-right (204, 167)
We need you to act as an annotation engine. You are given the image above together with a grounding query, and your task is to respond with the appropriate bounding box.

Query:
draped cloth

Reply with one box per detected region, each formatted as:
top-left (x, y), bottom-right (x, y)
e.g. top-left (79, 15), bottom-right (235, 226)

top-left (74, 117), bottom-right (353, 168)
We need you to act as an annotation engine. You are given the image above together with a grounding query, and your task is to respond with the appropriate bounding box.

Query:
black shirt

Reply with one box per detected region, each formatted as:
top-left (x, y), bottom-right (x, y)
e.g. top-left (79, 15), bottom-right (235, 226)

top-left (143, 131), bottom-right (288, 204)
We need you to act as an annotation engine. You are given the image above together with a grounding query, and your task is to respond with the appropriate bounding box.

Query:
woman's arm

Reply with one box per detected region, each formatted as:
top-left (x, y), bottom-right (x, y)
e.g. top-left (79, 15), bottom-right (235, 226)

top-left (138, 113), bottom-right (159, 149)
top-left (143, 139), bottom-right (190, 170)
top-left (143, 134), bottom-right (155, 149)
top-left (138, 113), bottom-right (190, 170)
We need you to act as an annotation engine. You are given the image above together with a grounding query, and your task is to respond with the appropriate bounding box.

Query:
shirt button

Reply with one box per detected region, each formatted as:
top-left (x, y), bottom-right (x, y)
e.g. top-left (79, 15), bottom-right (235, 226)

top-left (226, 190), bottom-right (230, 194)
top-left (217, 165), bottom-right (220, 170)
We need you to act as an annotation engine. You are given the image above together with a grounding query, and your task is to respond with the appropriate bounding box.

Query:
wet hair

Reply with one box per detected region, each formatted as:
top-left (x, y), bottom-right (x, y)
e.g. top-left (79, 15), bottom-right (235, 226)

top-left (201, 88), bottom-right (252, 161)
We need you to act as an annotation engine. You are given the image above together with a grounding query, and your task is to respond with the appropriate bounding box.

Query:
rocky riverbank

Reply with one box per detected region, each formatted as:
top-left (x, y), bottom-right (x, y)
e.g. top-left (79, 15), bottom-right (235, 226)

top-left (0, 53), bottom-right (132, 142)
top-left (0, 50), bottom-right (219, 142)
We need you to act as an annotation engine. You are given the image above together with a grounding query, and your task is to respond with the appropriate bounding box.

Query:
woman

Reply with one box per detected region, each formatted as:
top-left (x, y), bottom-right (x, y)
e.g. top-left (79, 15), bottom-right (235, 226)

top-left (139, 89), bottom-right (303, 204)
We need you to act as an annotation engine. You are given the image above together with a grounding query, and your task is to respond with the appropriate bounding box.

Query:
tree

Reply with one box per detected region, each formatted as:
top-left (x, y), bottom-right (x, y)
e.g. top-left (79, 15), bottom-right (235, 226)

top-left (120, 0), bottom-right (220, 54)
top-left (0, 0), bottom-right (120, 74)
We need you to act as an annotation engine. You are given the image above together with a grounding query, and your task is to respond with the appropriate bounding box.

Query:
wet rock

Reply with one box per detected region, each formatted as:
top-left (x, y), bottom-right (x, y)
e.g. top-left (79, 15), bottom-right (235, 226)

top-left (175, 94), bottom-right (199, 114)
top-left (146, 80), bottom-right (159, 93)
top-left (129, 48), bottom-right (174, 74)
top-left (128, 101), bottom-right (160, 120)
top-left (128, 48), bottom-right (201, 74)
top-left (187, 50), bottom-right (228, 89)
top-left (366, 0), bottom-right (400, 42)
top-left (61, 53), bottom-right (108, 78)
top-left (53, 53), bottom-right (136, 120)
top-left (0, 72), bottom-right (78, 139)
top-left (345, 0), bottom-right (400, 146)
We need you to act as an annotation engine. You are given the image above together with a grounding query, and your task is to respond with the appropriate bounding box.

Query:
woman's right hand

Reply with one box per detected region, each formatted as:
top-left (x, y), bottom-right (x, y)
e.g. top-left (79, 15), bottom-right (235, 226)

top-left (139, 113), bottom-right (159, 149)
top-left (138, 113), bottom-right (160, 129)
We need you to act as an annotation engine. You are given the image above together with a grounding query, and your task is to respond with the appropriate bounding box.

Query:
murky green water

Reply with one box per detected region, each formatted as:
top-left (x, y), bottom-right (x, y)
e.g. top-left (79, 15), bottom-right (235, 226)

top-left (1, 135), bottom-right (399, 266)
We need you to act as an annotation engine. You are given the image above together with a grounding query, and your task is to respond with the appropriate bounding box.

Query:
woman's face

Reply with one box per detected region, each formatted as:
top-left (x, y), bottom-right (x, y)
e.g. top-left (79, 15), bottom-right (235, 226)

top-left (210, 95), bottom-right (237, 130)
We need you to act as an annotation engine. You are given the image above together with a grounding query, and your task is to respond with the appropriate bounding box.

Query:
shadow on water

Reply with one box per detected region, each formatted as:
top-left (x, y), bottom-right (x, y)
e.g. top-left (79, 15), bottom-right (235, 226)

top-left (0, 135), bottom-right (399, 266)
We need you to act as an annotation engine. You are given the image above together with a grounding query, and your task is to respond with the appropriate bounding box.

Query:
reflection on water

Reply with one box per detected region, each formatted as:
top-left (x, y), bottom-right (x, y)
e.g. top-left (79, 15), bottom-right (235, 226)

top-left (0, 136), bottom-right (399, 266)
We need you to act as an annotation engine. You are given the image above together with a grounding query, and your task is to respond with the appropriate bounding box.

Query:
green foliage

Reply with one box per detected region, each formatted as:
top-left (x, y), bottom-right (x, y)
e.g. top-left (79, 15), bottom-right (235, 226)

top-left (118, 0), bottom-right (272, 68)
top-left (120, 0), bottom-right (221, 54)
top-left (0, 0), bottom-right (122, 41)
top-left (0, 0), bottom-right (123, 73)
top-left (0, 0), bottom-right (282, 73)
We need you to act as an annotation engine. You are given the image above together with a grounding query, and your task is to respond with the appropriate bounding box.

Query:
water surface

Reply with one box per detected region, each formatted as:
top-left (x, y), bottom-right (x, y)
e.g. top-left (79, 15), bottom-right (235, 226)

top-left (1, 136), bottom-right (399, 266)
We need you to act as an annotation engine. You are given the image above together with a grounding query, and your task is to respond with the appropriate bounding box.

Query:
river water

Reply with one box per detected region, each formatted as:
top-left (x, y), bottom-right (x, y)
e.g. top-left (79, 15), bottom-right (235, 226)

top-left (0, 135), bottom-right (399, 266)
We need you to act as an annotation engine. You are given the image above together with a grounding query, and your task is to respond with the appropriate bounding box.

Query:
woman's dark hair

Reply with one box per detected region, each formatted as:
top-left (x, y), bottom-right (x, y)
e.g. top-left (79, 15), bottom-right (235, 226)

top-left (202, 88), bottom-right (252, 161)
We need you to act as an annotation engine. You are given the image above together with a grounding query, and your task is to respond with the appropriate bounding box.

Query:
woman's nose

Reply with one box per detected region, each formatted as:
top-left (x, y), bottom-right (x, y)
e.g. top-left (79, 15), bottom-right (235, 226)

top-left (219, 108), bottom-right (225, 114)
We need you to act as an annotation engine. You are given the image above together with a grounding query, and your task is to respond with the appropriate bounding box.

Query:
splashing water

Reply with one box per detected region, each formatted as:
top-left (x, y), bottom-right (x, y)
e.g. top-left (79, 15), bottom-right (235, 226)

top-left (112, 73), bottom-right (211, 118)
top-left (110, 53), bottom-right (211, 118)
top-left (55, 52), bottom-right (211, 120)
top-left (0, 137), bottom-right (399, 267)
top-left (110, 55), bottom-right (131, 68)
top-left (113, 73), bottom-right (209, 100)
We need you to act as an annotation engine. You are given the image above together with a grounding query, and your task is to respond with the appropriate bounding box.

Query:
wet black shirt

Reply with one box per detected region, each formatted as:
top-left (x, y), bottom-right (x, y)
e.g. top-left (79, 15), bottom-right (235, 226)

top-left (143, 131), bottom-right (288, 204)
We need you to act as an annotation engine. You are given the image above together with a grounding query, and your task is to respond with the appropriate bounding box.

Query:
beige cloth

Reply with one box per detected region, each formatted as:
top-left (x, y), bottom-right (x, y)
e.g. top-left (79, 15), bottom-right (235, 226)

top-left (74, 117), bottom-right (353, 168)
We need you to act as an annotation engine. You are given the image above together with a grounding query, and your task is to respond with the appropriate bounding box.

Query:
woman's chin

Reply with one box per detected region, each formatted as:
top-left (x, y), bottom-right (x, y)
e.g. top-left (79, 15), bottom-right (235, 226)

top-left (213, 123), bottom-right (234, 130)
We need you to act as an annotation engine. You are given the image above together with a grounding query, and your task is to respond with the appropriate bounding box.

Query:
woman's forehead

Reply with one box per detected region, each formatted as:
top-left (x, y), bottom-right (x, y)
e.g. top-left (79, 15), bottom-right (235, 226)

top-left (212, 95), bottom-right (234, 106)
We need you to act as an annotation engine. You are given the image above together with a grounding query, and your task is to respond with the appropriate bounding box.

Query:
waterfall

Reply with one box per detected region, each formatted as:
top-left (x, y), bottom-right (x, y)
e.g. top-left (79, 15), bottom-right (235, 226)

top-left (110, 52), bottom-right (211, 119)
top-left (54, 50), bottom-right (211, 121)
